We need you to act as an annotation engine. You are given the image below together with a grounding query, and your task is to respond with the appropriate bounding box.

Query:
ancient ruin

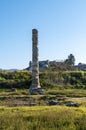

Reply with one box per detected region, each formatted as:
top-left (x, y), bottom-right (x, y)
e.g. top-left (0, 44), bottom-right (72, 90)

top-left (29, 29), bottom-right (43, 94)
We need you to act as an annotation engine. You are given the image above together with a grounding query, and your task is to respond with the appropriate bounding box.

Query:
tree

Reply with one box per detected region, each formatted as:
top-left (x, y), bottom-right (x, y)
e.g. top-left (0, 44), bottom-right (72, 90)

top-left (65, 54), bottom-right (75, 66)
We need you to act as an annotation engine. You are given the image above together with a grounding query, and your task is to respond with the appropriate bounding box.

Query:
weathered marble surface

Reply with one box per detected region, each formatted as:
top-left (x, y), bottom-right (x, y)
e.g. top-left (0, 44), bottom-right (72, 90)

top-left (29, 29), bottom-right (43, 94)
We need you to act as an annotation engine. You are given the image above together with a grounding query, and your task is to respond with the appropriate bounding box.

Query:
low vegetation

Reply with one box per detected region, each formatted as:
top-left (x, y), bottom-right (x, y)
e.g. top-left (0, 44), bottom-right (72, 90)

top-left (0, 70), bottom-right (86, 89)
top-left (0, 106), bottom-right (86, 130)
top-left (0, 70), bottom-right (86, 129)
top-left (0, 88), bottom-right (86, 107)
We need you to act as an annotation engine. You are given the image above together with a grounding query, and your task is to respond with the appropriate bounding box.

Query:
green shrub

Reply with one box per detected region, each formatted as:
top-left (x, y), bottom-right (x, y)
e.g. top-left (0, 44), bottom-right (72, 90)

top-left (0, 70), bottom-right (86, 89)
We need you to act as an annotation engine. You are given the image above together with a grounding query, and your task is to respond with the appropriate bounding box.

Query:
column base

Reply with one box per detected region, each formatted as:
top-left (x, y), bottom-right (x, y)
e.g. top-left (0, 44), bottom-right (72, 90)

top-left (29, 87), bottom-right (44, 95)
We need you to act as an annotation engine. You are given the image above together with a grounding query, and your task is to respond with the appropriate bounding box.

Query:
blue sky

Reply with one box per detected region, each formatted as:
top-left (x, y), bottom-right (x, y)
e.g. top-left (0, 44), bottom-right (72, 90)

top-left (0, 0), bottom-right (86, 69)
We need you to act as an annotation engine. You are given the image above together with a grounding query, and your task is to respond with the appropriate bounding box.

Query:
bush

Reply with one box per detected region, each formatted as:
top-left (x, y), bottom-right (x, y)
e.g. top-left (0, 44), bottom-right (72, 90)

top-left (0, 70), bottom-right (86, 89)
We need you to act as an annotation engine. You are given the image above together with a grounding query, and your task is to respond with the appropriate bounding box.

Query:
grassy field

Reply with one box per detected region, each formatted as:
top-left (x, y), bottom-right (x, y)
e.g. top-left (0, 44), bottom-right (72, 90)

top-left (0, 88), bottom-right (86, 106)
top-left (0, 71), bottom-right (86, 129)
top-left (0, 88), bottom-right (86, 130)
top-left (0, 106), bottom-right (86, 130)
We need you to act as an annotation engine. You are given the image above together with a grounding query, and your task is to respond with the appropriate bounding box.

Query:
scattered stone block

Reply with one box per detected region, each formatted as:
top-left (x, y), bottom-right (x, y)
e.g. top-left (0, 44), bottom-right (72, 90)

top-left (29, 88), bottom-right (44, 95)
top-left (48, 100), bottom-right (59, 105)
top-left (11, 88), bottom-right (17, 92)
top-left (65, 102), bottom-right (79, 107)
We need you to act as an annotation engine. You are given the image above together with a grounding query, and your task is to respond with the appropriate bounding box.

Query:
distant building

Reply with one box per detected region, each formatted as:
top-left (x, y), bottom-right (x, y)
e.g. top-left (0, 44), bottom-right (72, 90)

top-left (26, 60), bottom-right (86, 71)
top-left (74, 63), bottom-right (86, 71)
top-left (27, 60), bottom-right (64, 71)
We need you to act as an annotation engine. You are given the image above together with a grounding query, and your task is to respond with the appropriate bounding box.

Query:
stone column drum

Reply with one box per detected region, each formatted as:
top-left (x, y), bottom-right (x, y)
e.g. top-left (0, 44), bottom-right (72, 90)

top-left (29, 29), bottom-right (43, 94)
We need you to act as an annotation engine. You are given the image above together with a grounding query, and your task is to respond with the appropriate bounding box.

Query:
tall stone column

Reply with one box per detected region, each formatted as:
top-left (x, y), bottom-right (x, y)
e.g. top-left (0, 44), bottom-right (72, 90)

top-left (29, 29), bottom-right (43, 94)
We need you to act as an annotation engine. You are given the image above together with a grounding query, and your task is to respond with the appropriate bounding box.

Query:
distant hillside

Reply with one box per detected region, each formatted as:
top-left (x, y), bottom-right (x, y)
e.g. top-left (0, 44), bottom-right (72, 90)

top-left (0, 69), bottom-right (18, 72)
